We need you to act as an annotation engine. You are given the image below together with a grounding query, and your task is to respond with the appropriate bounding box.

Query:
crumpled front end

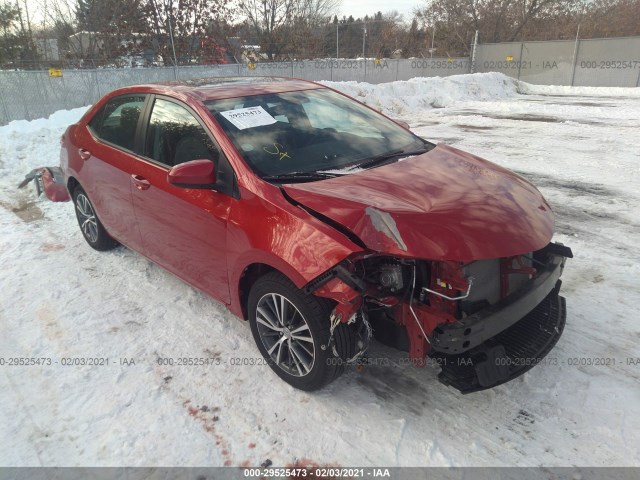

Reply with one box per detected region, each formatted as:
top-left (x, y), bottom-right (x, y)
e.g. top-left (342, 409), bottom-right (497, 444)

top-left (307, 242), bottom-right (572, 393)
top-left (283, 143), bottom-right (573, 393)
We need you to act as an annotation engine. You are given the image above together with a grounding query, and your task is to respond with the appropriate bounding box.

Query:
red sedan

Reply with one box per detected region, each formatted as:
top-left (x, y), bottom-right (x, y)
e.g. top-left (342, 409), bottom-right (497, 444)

top-left (44, 77), bottom-right (571, 392)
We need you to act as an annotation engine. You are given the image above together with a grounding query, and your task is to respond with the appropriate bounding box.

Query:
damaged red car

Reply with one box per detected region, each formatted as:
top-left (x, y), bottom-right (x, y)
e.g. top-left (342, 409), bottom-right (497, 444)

top-left (44, 77), bottom-right (572, 392)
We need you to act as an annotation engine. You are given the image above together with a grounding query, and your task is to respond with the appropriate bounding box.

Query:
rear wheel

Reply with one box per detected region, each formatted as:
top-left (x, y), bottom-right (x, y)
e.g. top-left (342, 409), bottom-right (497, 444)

top-left (73, 186), bottom-right (118, 251)
top-left (248, 272), bottom-right (355, 391)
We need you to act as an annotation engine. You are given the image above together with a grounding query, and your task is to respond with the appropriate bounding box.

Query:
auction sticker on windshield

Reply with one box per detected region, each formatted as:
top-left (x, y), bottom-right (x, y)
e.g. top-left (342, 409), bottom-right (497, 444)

top-left (220, 106), bottom-right (277, 130)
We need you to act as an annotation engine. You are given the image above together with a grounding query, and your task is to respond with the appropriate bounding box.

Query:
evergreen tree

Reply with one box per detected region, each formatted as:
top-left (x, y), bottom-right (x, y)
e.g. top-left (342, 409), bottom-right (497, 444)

top-left (0, 2), bottom-right (20, 64)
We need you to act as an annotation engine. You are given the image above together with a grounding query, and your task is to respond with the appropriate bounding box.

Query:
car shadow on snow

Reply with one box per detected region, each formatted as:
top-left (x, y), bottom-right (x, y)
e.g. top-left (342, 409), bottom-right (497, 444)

top-left (322, 340), bottom-right (464, 415)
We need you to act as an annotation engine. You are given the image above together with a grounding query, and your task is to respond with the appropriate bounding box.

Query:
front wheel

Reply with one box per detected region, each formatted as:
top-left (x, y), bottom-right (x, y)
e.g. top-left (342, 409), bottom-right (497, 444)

top-left (248, 272), bottom-right (354, 391)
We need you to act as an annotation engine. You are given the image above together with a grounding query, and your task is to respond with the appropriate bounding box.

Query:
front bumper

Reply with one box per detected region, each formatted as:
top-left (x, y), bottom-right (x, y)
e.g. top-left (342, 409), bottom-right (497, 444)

top-left (430, 252), bottom-right (566, 354)
top-left (429, 250), bottom-right (569, 393)
top-left (433, 280), bottom-right (566, 393)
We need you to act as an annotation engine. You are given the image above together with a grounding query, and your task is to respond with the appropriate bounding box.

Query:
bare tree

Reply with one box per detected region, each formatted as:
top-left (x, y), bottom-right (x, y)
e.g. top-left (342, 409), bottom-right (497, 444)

top-left (0, 0), bottom-right (39, 66)
top-left (238, 0), bottom-right (340, 59)
top-left (295, 0), bottom-right (340, 25)
top-left (365, 11), bottom-right (405, 58)
top-left (144, 0), bottom-right (233, 65)
top-left (417, 0), bottom-right (583, 55)
top-left (36, 0), bottom-right (84, 61)
top-left (577, 0), bottom-right (640, 38)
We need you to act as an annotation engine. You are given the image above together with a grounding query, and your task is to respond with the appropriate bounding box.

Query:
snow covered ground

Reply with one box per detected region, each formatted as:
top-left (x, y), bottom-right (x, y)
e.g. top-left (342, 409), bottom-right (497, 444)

top-left (1, 73), bottom-right (639, 467)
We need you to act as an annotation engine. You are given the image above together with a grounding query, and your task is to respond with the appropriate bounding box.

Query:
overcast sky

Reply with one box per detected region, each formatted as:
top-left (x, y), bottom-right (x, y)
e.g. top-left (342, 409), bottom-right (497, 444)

top-left (339, 0), bottom-right (421, 20)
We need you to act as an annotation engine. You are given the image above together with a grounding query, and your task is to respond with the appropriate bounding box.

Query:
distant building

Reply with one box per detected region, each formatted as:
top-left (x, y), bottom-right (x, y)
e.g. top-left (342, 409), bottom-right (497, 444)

top-left (34, 38), bottom-right (60, 61)
top-left (68, 31), bottom-right (104, 56)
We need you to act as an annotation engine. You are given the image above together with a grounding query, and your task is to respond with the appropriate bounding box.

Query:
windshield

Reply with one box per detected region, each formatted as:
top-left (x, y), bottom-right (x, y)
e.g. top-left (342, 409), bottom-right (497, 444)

top-left (205, 88), bottom-right (427, 180)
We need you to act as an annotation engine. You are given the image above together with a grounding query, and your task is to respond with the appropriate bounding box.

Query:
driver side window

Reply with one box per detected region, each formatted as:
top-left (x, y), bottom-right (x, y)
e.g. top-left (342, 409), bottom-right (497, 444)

top-left (145, 98), bottom-right (219, 168)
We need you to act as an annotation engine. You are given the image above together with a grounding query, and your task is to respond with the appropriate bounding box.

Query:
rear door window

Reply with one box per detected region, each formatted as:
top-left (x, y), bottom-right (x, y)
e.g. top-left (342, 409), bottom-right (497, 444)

top-left (88, 95), bottom-right (146, 151)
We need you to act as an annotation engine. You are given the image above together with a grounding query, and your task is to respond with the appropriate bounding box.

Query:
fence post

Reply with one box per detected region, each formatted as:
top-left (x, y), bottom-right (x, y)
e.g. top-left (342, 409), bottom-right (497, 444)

top-left (517, 42), bottom-right (525, 80)
top-left (18, 71), bottom-right (31, 120)
top-left (470, 30), bottom-right (479, 73)
top-left (95, 69), bottom-right (101, 98)
top-left (570, 26), bottom-right (581, 86)
top-left (635, 64), bottom-right (640, 87)
top-left (396, 59), bottom-right (400, 81)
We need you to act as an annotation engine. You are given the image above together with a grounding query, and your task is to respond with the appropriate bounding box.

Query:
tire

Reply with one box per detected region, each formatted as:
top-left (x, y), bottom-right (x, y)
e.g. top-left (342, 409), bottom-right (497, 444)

top-left (73, 186), bottom-right (118, 251)
top-left (248, 271), bottom-right (355, 391)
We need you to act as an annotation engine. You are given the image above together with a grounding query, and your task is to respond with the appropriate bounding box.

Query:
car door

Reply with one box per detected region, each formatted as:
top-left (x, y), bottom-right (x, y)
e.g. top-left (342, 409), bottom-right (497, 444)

top-left (129, 96), bottom-right (232, 304)
top-left (77, 94), bottom-right (146, 250)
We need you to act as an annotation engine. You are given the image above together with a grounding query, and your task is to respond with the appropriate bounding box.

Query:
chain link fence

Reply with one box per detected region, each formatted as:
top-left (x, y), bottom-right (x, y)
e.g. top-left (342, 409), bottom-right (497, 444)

top-left (1, 35), bottom-right (639, 125)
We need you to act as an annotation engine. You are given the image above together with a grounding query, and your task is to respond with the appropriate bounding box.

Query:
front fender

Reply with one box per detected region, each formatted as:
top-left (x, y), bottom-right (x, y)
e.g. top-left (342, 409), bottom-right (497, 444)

top-left (226, 186), bottom-right (363, 316)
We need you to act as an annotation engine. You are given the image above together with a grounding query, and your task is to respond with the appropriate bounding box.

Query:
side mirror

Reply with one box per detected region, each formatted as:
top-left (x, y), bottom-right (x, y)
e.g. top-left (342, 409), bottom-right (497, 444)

top-left (395, 119), bottom-right (410, 130)
top-left (167, 159), bottom-right (217, 189)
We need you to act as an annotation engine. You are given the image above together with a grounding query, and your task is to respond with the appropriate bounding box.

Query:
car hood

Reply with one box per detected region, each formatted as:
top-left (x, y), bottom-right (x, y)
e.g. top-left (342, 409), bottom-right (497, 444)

top-left (283, 144), bottom-right (554, 261)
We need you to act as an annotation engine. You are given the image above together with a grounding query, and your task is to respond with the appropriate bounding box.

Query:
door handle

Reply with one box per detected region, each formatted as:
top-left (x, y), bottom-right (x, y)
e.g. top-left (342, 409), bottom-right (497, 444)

top-left (78, 148), bottom-right (91, 161)
top-left (131, 174), bottom-right (151, 191)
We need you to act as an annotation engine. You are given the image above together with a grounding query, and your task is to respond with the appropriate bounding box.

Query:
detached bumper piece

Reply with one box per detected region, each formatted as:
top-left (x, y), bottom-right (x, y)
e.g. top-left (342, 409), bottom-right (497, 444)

top-left (18, 166), bottom-right (70, 202)
top-left (433, 280), bottom-right (566, 394)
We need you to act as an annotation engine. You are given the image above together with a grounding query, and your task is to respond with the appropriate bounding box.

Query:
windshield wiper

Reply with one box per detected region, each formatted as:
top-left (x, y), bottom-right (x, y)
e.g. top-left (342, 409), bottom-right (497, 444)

top-left (261, 171), bottom-right (340, 183)
top-left (355, 148), bottom-right (430, 170)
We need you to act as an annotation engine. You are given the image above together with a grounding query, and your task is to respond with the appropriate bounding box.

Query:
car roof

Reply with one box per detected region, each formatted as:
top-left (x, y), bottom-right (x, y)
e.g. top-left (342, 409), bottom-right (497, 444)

top-left (122, 76), bottom-right (325, 102)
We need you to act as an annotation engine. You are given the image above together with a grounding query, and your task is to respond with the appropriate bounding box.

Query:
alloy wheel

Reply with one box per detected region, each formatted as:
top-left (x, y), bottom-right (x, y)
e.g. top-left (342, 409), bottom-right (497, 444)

top-left (75, 193), bottom-right (98, 244)
top-left (255, 293), bottom-right (316, 377)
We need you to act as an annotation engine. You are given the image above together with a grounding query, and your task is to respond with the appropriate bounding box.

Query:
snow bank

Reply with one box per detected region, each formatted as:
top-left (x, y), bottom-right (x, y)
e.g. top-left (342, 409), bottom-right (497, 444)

top-left (322, 72), bottom-right (640, 117)
top-left (0, 106), bottom-right (89, 136)
top-left (322, 72), bottom-right (521, 116)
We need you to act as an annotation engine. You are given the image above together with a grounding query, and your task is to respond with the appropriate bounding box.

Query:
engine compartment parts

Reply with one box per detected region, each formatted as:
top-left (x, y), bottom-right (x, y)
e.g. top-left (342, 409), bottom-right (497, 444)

top-left (309, 242), bottom-right (571, 393)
